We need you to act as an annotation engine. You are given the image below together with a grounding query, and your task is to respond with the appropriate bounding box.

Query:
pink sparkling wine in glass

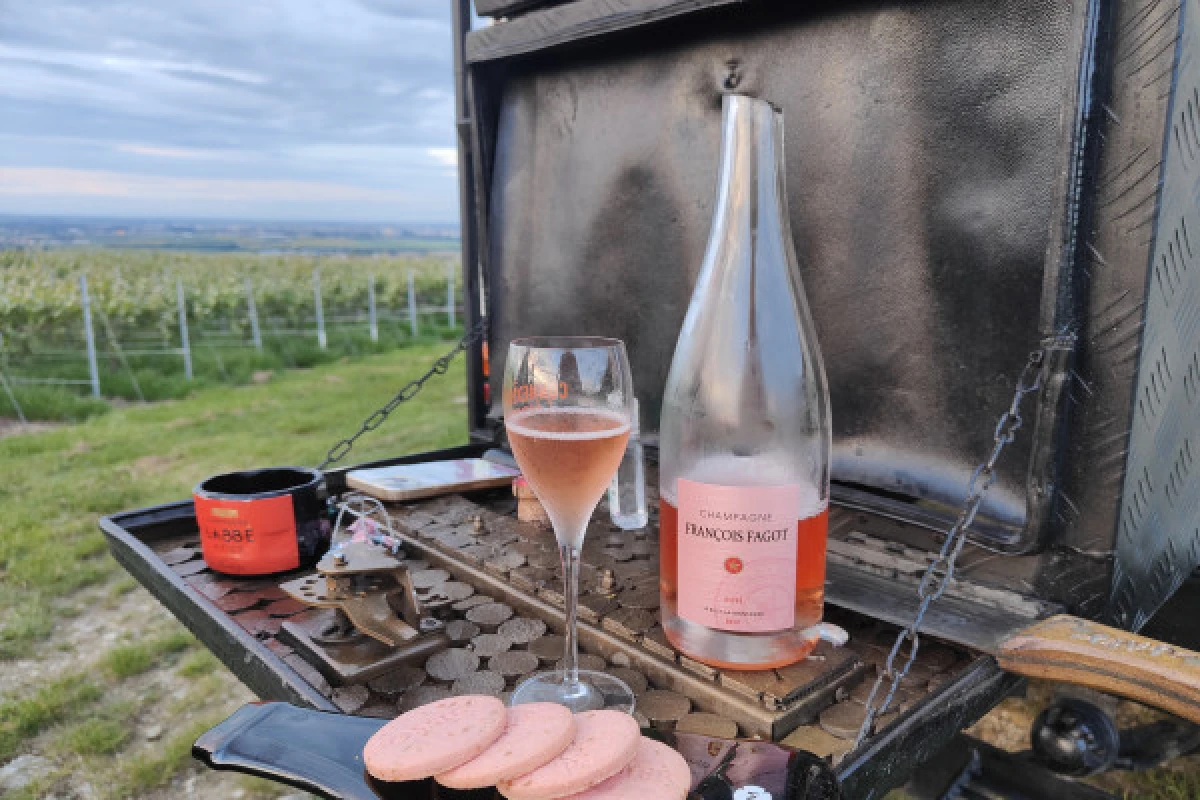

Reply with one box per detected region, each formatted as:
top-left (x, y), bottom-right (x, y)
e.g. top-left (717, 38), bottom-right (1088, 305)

top-left (506, 407), bottom-right (630, 548)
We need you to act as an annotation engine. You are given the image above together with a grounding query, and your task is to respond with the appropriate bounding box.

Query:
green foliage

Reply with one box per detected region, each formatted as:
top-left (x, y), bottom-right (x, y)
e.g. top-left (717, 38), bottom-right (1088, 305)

top-left (0, 248), bottom-right (459, 346)
top-left (0, 347), bottom-right (466, 783)
top-left (1, 248), bottom-right (464, 420)
top-left (0, 385), bottom-right (110, 422)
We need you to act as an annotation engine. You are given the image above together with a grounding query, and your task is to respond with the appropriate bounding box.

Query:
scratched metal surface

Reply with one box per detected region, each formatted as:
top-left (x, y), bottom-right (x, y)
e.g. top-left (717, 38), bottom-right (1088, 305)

top-left (477, 0), bottom-right (1082, 550)
top-left (1102, 0), bottom-right (1200, 629)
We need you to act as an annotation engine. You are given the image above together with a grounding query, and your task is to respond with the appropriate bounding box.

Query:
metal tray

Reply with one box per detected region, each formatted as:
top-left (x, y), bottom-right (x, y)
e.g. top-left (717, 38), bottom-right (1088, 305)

top-left (102, 447), bottom-right (1023, 797)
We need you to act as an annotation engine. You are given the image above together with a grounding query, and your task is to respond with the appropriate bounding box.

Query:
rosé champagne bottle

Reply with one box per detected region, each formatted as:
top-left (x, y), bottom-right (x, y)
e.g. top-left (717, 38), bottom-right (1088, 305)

top-left (659, 94), bottom-right (831, 670)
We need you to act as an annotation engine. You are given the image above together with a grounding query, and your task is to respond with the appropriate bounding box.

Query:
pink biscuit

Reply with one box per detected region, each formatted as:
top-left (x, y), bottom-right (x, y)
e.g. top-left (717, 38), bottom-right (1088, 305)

top-left (559, 737), bottom-right (692, 800)
top-left (436, 703), bottom-right (576, 789)
top-left (498, 710), bottom-right (640, 800)
top-left (364, 695), bottom-right (507, 782)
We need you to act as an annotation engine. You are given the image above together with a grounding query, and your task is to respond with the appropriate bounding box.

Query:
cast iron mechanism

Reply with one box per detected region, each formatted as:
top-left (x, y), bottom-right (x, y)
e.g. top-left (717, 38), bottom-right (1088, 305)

top-left (280, 540), bottom-right (425, 647)
top-left (1030, 697), bottom-right (1121, 777)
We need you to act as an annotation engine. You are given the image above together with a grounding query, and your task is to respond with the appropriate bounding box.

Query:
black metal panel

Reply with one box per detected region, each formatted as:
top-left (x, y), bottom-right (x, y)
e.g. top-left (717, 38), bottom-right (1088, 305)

top-left (458, 0), bottom-right (1200, 625)
top-left (478, 0), bottom-right (1083, 549)
top-left (475, 0), bottom-right (569, 18)
top-left (1106, 0), bottom-right (1200, 629)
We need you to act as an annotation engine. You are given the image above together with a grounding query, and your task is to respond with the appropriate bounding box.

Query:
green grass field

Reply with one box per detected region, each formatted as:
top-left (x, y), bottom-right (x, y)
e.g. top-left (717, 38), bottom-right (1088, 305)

top-left (0, 345), bottom-right (466, 797)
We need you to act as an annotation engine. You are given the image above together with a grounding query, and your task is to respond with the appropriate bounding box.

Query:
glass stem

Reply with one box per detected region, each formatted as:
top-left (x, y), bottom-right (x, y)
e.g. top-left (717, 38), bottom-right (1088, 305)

top-left (558, 541), bottom-right (582, 686)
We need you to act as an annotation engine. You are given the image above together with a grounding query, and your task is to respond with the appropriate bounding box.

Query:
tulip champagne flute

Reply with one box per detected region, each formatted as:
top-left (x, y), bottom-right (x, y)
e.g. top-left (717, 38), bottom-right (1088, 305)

top-left (503, 336), bottom-right (636, 712)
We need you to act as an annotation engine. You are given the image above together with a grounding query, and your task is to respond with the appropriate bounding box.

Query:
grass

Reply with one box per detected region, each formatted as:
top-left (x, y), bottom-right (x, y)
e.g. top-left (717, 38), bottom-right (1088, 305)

top-left (102, 630), bottom-right (195, 679)
top-left (57, 709), bottom-right (132, 756)
top-left (177, 649), bottom-right (221, 678)
top-left (110, 715), bottom-right (228, 799)
top-left (0, 676), bottom-right (103, 762)
top-left (4, 322), bottom-right (462, 422)
top-left (0, 342), bottom-right (467, 795)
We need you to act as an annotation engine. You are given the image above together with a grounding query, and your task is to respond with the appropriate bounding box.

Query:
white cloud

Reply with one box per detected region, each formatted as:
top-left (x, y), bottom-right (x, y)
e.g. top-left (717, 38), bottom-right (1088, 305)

top-left (0, 45), bottom-right (269, 85)
top-left (0, 167), bottom-right (417, 202)
top-left (116, 144), bottom-right (241, 160)
top-left (427, 148), bottom-right (459, 168)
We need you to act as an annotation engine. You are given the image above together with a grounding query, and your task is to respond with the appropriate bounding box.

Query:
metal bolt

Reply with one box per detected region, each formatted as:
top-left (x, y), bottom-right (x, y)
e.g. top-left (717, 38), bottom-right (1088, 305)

top-left (599, 568), bottom-right (617, 594)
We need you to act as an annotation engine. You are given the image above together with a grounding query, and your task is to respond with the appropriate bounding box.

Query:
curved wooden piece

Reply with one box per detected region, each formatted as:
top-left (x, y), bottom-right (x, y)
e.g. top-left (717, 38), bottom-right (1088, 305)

top-left (996, 614), bottom-right (1200, 724)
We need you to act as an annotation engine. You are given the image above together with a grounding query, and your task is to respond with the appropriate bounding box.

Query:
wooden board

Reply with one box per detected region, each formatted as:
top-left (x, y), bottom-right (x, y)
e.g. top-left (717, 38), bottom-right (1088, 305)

top-left (997, 615), bottom-right (1200, 725)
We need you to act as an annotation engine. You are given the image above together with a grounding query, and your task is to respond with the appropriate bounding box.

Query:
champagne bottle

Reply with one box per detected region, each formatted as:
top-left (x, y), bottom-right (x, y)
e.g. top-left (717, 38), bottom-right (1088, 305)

top-left (659, 94), bottom-right (832, 670)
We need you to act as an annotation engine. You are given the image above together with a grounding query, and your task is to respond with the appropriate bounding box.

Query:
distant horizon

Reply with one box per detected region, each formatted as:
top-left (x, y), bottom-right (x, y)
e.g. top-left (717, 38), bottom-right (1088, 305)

top-left (0, 212), bottom-right (461, 228)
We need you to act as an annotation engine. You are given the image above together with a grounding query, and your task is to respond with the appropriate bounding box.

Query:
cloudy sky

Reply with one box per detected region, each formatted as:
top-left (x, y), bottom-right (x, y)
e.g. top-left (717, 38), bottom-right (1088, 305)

top-left (0, 0), bottom-right (463, 222)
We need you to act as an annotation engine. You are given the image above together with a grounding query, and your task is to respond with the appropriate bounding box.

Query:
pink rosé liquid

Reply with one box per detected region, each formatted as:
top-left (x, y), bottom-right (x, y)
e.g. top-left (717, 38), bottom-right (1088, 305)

top-left (506, 408), bottom-right (630, 546)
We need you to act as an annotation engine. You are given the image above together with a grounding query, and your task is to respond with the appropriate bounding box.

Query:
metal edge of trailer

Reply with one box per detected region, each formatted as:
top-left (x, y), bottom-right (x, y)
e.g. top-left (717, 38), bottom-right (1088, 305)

top-left (465, 0), bottom-right (751, 63)
top-left (99, 502), bottom-right (337, 713)
top-left (475, 0), bottom-right (563, 18)
top-left (835, 656), bottom-right (1024, 800)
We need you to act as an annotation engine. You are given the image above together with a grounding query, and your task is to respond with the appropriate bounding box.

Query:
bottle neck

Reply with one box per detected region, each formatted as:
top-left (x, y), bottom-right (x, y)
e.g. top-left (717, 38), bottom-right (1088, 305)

top-left (709, 95), bottom-right (788, 252)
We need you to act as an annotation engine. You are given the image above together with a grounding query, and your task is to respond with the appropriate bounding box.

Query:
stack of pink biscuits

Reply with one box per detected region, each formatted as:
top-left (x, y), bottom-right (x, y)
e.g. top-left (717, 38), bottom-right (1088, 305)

top-left (363, 695), bottom-right (692, 799)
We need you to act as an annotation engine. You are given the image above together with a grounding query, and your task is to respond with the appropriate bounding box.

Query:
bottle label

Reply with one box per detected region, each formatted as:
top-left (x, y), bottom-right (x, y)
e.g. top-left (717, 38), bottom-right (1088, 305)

top-left (677, 479), bottom-right (799, 633)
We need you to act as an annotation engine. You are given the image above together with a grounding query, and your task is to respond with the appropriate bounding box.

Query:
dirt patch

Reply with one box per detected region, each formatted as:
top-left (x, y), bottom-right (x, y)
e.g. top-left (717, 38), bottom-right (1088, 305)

top-left (130, 455), bottom-right (177, 480)
top-left (0, 584), bottom-right (311, 799)
top-left (0, 586), bottom-right (165, 696)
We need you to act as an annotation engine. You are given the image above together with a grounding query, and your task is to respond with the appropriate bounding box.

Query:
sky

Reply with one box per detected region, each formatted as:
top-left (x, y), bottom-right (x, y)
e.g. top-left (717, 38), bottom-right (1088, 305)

top-left (0, 0), bottom-right (463, 222)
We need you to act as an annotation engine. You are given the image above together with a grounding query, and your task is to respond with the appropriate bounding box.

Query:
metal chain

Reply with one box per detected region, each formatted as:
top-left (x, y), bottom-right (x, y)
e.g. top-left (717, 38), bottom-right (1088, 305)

top-left (316, 318), bottom-right (488, 471)
top-left (853, 347), bottom-right (1048, 747)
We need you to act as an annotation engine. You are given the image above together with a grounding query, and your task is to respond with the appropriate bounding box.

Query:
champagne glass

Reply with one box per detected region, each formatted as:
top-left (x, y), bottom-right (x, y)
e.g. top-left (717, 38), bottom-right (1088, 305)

top-left (504, 337), bottom-right (636, 713)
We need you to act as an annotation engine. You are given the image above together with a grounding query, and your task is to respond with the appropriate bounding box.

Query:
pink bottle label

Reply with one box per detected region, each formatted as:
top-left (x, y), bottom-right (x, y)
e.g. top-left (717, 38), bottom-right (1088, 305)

top-left (676, 479), bottom-right (800, 633)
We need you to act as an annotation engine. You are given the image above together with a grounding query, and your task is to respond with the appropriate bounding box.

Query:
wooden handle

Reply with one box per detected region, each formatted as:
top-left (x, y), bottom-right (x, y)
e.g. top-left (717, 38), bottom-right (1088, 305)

top-left (996, 614), bottom-right (1200, 724)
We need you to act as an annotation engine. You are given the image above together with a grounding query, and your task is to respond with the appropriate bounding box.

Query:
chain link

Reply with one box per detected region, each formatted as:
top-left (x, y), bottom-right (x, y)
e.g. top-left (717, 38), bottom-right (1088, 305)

top-left (316, 318), bottom-right (488, 471)
top-left (853, 347), bottom-right (1049, 747)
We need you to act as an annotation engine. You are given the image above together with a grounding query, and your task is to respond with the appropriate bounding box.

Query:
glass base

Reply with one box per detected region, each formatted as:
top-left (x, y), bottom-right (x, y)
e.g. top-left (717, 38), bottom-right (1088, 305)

top-left (509, 669), bottom-right (635, 714)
